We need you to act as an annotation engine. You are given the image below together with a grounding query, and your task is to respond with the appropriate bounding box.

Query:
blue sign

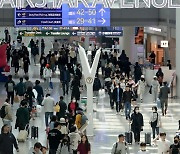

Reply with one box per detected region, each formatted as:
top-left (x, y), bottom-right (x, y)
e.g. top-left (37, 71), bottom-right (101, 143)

top-left (15, 4), bottom-right (110, 27)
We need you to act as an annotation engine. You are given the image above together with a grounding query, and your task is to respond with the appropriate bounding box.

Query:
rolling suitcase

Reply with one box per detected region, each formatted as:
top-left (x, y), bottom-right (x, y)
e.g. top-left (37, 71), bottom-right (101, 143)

top-left (145, 133), bottom-right (151, 145)
top-left (17, 130), bottom-right (28, 142)
top-left (31, 126), bottom-right (38, 139)
top-left (125, 122), bottom-right (133, 144)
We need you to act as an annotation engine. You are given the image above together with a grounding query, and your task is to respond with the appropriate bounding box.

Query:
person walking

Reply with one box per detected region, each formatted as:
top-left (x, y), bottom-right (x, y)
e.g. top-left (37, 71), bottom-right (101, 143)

top-left (123, 86), bottom-right (133, 120)
top-left (23, 54), bottom-right (30, 75)
top-left (41, 39), bottom-right (45, 54)
top-left (4, 75), bottom-right (15, 105)
top-left (149, 106), bottom-right (161, 139)
top-left (29, 142), bottom-right (42, 154)
top-left (43, 64), bottom-right (52, 91)
top-left (130, 106), bottom-right (144, 144)
top-left (1, 98), bottom-right (13, 127)
top-left (93, 76), bottom-right (101, 103)
top-left (0, 124), bottom-right (19, 154)
top-left (47, 122), bottom-right (63, 154)
top-left (24, 76), bottom-right (34, 91)
top-left (56, 136), bottom-right (71, 154)
top-left (137, 142), bottom-right (150, 154)
top-left (158, 81), bottom-right (170, 116)
top-left (134, 62), bottom-right (142, 83)
top-left (34, 80), bottom-right (44, 105)
top-left (137, 75), bottom-right (146, 103)
top-left (113, 83), bottom-right (123, 115)
top-left (111, 134), bottom-right (130, 154)
top-left (42, 94), bottom-right (55, 129)
top-left (40, 53), bottom-right (47, 77)
top-left (150, 76), bottom-right (159, 103)
top-left (15, 77), bottom-right (26, 101)
top-left (56, 96), bottom-right (67, 120)
top-left (77, 135), bottom-right (91, 154)
top-left (15, 101), bottom-right (30, 131)
top-left (156, 68), bottom-right (164, 86)
top-left (71, 76), bottom-right (81, 101)
top-left (60, 66), bottom-right (71, 96)
top-left (68, 98), bottom-right (79, 122)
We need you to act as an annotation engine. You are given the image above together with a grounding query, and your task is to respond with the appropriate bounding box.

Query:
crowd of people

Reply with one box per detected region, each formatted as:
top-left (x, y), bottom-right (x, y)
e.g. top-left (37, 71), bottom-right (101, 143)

top-left (0, 34), bottom-right (179, 154)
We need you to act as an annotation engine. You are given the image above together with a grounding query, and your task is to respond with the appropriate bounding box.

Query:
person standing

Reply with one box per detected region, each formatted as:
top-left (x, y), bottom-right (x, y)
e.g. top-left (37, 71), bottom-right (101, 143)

top-left (158, 82), bottom-right (170, 116)
top-left (123, 86), bottom-right (133, 120)
top-left (60, 66), bottom-right (71, 96)
top-left (26, 86), bottom-right (35, 108)
top-left (130, 106), bottom-right (144, 144)
top-left (42, 94), bottom-right (55, 129)
top-left (150, 76), bottom-right (159, 103)
top-left (77, 135), bottom-right (91, 154)
top-left (57, 96), bottom-right (67, 120)
top-left (15, 101), bottom-right (30, 131)
top-left (71, 76), bottom-right (81, 101)
top-left (34, 80), bottom-right (44, 105)
top-left (47, 122), bottom-right (63, 154)
top-left (137, 75), bottom-right (146, 103)
top-left (153, 132), bottom-right (171, 154)
top-left (0, 124), bottom-right (19, 154)
top-left (68, 98), bottom-right (79, 122)
top-left (41, 39), bottom-right (45, 54)
top-left (43, 64), bottom-right (52, 91)
top-left (40, 53), bottom-right (47, 77)
top-left (76, 64), bottom-right (82, 80)
top-left (4, 75), bottom-right (15, 105)
top-left (149, 51), bottom-right (156, 64)
top-left (149, 106), bottom-right (161, 139)
top-left (134, 62), bottom-right (142, 83)
top-left (169, 136), bottom-right (180, 154)
top-left (113, 83), bottom-right (123, 114)
top-left (93, 76), bottom-right (101, 103)
top-left (1, 99), bottom-right (13, 126)
top-left (53, 40), bottom-right (60, 53)
top-left (13, 51), bottom-right (19, 75)
top-left (111, 134), bottom-right (129, 154)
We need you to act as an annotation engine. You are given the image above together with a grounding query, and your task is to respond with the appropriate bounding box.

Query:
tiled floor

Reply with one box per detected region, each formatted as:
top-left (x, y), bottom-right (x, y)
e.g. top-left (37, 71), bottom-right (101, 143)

top-left (0, 63), bottom-right (179, 154)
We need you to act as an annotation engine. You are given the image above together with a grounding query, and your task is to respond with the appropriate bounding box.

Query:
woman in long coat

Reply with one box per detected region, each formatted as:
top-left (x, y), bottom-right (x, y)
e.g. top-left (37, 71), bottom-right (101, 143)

top-left (71, 75), bottom-right (81, 101)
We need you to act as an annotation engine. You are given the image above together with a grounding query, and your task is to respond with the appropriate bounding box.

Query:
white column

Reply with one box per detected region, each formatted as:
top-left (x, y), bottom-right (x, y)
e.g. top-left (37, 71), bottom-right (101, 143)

top-left (176, 8), bottom-right (180, 97)
top-left (122, 27), bottom-right (135, 62)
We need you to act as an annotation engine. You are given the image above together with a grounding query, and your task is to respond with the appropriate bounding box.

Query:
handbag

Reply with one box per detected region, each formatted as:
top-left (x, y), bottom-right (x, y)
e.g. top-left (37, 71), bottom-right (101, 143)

top-left (14, 95), bottom-right (20, 103)
top-left (54, 104), bottom-right (60, 112)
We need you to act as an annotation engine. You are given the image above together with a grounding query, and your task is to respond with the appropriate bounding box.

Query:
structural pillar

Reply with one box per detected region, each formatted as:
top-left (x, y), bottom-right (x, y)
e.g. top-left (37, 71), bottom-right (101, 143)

top-left (176, 8), bottom-right (180, 98)
top-left (122, 27), bottom-right (136, 62)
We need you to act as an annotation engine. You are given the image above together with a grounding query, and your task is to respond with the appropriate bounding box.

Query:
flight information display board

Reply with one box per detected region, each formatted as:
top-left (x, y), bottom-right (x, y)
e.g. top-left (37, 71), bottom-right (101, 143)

top-left (15, 4), bottom-right (110, 27)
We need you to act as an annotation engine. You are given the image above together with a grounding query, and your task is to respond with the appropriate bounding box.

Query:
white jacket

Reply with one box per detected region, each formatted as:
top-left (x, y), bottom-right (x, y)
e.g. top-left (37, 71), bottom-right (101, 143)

top-left (42, 96), bottom-right (55, 112)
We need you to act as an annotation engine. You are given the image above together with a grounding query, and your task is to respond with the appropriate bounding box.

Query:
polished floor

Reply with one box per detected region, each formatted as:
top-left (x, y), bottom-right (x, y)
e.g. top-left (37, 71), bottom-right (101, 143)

top-left (0, 62), bottom-right (179, 154)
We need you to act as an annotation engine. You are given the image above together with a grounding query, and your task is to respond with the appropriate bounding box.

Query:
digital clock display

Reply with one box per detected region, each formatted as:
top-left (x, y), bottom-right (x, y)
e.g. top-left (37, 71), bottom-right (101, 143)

top-left (15, 4), bottom-right (110, 27)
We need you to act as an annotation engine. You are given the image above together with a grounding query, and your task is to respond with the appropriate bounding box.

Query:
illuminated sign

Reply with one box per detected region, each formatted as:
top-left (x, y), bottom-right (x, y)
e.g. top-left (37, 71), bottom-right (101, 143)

top-left (15, 4), bottom-right (110, 27)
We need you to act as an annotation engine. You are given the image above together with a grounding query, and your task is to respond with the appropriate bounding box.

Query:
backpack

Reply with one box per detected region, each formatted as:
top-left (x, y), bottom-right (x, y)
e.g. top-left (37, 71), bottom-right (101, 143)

top-left (81, 114), bottom-right (88, 126)
top-left (7, 82), bottom-right (14, 92)
top-left (0, 106), bottom-right (7, 118)
top-left (114, 142), bottom-right (127, 154)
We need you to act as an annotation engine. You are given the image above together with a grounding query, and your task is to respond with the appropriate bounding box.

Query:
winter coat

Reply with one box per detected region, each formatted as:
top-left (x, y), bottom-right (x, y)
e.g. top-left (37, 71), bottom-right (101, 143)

top-left (130, 112), bottom-right (144, 132)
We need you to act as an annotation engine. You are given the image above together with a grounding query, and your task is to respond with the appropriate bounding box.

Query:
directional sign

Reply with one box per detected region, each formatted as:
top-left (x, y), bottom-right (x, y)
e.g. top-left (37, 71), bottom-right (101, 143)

top-left (15, 4), bottom-right (110, 27)
top-left (18, 30), bottom-right (123, 37)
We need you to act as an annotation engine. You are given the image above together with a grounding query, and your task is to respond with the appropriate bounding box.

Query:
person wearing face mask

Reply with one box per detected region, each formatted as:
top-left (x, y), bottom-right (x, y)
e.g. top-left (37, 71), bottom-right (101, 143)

top-left (169, 136), bottom-right (180, 154)
top-left (137, 142), bottom-right (150, 154)
top-left (150, 76), bottom-right (160, 103)
top-left (149, 106), bottom-right (161, 139)
top-left (113, 83), bottom-right (123, 115)
top-left (136, 75), bottom-right (146, 103)
top-left (56, 136), bottom-right (71, 154)
top-left (153, 132), bottom-right (171, 154)
top-left (130, 106), bottom-right (144, 144)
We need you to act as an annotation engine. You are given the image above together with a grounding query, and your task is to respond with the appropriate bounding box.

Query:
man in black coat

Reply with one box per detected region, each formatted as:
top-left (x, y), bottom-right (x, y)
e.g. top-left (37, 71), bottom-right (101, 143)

top-left (113, 83), bottom-right (123, 114)
top-left (34, 80), bottom-right (44, 105)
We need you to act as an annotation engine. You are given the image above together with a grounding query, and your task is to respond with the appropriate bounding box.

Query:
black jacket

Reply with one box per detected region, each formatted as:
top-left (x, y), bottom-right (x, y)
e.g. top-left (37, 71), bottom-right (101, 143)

top-left (0, 133), bottom-right (18, 154)
top-left (123, 91), bottom-right (133, 103)
top-left (93, 78), bottom-right (101, 91)
top-left (113, 87), bottom-right (123, 102)
top-left (131, 112), bottom-right (144, 132)
top-left (34, 85), bottom-right (44, 98)
top-left (60, 69), bottom-right (70, 82)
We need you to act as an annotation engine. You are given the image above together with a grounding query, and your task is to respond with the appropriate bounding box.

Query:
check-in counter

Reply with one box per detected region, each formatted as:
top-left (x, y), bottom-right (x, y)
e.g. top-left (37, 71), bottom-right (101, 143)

top-left (145, 66), bottom-right (175, 86)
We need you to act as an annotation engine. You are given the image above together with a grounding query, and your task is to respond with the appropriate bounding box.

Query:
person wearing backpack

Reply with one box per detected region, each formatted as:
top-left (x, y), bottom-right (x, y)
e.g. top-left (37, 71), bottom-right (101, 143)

top-left (111, 134), bottom-right (130, 154)
top-left (149, 106), bottom-right (161, 139)
top-left (1, 98), bottom-right (13, 127)
top-left (4, 75), bottom-right (15, 105)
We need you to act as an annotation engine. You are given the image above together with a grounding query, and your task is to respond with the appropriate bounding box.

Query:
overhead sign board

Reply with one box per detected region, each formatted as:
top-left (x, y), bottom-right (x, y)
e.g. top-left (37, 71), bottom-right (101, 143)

top-left (161, 40), bottom-right (169, 48)
top-left (15, 4), bottom-right (110, 27)
top-left (18, 30), bottom-right (123, 37)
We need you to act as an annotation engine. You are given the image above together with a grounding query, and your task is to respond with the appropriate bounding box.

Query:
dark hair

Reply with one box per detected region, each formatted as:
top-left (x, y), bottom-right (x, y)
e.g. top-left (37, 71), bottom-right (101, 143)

top-left (160, 132), bottom-right (166, 136)
top-left (34, 142), bottom-right (42, 149)
top-left (54, 122), bottom-right (60, 128)
top-left (174, 135), bottom-right (179, 140)
top-left (8, 75), bottom-right (12, 80)
top-left (61, 136), bottom-right (70, 151)
top-left (5, 98), bottom-right (9, 103)
top-left (24, 76), bottom-right (29, 80)
top-left (20, 77), bottom-right (23, 82)
top-left (81, 135), bottom-right (90, 152)
top-left (60, 96), bottom-right (64, 100)
top-left (50, 115), bottom-right (57, 122)
top-left (140, 142), bottom-right (146, 147)
top-left (70, 126), bottom-right (77, 132)
top-left (46, 94), bottom-right (50, 97)
top-left (41, 146), bottom-right (47, 151)
top-left (152, 106), bottom-right (157, 111)
top-left (163, 82), bottom-right (167, 86)
top-left (20, 100), bottom-right (27, 107)
top-left (35, 80), bottom-right (40, 85)
top-left (134, 106), bottom-right (139, 112)
top-left (1, 124), bottom-right (9, 133)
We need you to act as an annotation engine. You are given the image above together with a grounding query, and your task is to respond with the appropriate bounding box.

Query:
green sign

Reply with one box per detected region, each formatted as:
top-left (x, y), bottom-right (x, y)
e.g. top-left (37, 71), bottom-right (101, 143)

top-left (18, 30), bottom-right (71, 37)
